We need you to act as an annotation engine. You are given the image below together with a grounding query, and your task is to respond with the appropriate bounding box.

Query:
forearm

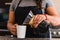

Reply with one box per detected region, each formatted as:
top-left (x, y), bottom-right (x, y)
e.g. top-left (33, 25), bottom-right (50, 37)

top-left (46, 14), bottom-right (60, 26)
top-left (7, 11), bottom-right (15, 27)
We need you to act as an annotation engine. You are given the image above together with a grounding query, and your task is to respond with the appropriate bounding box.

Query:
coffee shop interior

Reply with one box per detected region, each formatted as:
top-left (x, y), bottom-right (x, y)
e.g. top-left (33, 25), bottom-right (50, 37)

top-left (0, 0), bottom-right (60, 40)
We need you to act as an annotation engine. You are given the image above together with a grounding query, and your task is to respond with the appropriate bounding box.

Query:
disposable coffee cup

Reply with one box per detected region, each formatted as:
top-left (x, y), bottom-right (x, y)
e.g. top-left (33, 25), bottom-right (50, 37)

top-left (17, 25), bottom-right (27, 38)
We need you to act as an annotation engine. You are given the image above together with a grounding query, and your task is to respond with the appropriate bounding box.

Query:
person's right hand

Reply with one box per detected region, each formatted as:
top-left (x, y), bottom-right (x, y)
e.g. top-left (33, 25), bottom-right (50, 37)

top-left (7, 24), bottom-right (18, 35)
top-left (29, 14), bottom-right (46, 28)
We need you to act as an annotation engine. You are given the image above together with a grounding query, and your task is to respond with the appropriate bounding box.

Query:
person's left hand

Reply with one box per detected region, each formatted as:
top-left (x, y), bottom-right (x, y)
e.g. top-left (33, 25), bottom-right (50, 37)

top-left (32, 14), bottom-right (46, 28)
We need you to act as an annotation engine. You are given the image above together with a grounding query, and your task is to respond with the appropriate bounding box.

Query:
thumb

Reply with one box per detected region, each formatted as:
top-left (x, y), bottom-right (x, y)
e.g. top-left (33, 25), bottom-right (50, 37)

top-left (14, 24), bottom-right (18, 27)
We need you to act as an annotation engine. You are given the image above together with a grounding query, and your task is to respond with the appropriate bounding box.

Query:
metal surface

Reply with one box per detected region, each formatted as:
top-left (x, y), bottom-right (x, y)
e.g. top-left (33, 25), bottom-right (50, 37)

top-left (0, 36), bottom-right (60, 40)
top-left (50, 28), bottom-right (60, 38)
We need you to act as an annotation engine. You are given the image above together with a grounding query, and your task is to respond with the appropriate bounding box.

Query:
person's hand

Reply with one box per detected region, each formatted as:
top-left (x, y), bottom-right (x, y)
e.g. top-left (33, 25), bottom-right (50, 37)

top-left (7, 24), bottom-right (18, 35)
top-left (32, 14), bottom-right (46, 28)
top-left (47, 15), bottom-right (60, 26)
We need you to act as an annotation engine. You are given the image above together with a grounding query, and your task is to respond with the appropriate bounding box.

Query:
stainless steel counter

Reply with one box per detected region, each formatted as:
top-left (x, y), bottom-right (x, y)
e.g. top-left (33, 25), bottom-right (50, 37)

top-left (0, 36), bottom-right (60, 40)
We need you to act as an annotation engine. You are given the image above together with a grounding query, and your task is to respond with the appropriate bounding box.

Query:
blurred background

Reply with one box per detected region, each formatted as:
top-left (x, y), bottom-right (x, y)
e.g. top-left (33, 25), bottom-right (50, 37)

top-left (53, 0), bottom-right (60, 15)
top-left (0, 0), bottom-right (60, 38)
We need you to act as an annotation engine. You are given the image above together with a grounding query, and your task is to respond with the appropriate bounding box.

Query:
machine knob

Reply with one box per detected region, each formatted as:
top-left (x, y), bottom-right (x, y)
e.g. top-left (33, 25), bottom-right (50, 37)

top-left (53, 31), bottom-right (57, 35)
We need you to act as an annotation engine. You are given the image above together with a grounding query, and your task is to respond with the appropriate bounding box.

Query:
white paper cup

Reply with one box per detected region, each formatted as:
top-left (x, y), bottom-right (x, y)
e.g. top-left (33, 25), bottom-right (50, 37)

top-left (17, 25), bottom-right (27, 38)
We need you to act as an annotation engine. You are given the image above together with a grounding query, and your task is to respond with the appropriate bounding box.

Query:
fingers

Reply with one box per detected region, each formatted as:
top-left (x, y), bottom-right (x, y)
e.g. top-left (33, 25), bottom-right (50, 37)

top-left (8, 24), bottom-right (18, 35)
top-left (14, 24), bottom-right (18, 27)
top-left (33, 14), bottom-right (45, 24)
top-left (32, 14), bottom-right (46, 28)
top-left (10, 30), bottom-right (17, 35)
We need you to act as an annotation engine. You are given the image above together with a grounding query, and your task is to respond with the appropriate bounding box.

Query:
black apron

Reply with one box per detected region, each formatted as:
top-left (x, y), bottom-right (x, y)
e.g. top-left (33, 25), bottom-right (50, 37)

top-left (15, 6), bottom-right (50, 38)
